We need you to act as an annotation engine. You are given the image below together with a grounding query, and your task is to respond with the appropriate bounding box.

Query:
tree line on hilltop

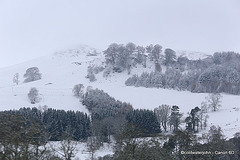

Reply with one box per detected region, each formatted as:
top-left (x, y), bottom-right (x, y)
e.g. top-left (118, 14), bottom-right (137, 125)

top-left (89, 42), bottom-right (240, 95)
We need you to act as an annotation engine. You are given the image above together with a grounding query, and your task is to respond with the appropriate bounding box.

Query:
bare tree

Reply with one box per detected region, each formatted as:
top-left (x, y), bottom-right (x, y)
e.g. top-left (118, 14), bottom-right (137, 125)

top-left (200, 101), bottom-right (208, 113)
top-left (28, 87), bottom-right (40, 104)
top-left (86, 66), bottom-right (96, 82)
top-left (53, 126), bottom-right (78, 160)
top-left (154, 104), bottom-right (171, 132)
top-left (113, 123), bottom-right (145, 160)
top-left (199, 102), bottom-right (209, 130)
top-left (206, 93), bottom-right (222, 111)
top-left (72, 84), bottom-right (84, 99)
top-left (86, 136), bottom-right (101, 160)
top-left (57, 139), bottom-right (78, 160)
top-left (203, 125), bottom-right (225, 144)
top-left (24, 67), bottom-right (42, 83)
top-left (13, 73), bottom-right (20, 85)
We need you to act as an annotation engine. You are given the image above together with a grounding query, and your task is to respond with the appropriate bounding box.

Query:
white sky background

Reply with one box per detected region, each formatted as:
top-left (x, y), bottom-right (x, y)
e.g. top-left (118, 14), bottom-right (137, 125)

top-left (0, 0), bottom-right (240, 68)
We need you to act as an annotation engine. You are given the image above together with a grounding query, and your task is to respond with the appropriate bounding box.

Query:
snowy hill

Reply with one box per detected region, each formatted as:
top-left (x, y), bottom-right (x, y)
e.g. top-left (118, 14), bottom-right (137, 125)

top-left (0, 45), bottom-right (103, 112)
top-left (0, 45), bottom-right (239, 138)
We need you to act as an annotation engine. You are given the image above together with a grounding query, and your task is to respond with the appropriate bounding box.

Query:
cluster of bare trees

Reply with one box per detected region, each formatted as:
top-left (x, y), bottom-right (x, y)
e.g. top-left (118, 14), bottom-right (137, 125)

top-left (103, 42), bottom-right (177, 76)
top-left (153, 93), bottom-right (222, 134)
top-left (154, 105), bottom-right (182, 133)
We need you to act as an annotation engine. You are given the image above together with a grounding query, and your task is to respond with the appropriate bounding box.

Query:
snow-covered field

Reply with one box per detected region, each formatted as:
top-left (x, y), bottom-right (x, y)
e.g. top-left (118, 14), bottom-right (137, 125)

top-left (48, 141), bottom-right (113, 160)
top-left (0, 45), bottom-right (239, 139)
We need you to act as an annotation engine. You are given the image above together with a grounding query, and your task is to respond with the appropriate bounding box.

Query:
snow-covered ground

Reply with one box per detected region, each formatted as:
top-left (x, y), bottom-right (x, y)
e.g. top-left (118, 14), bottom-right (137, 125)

top-left (48, 141), bottom-right (113, 160)
top-left (177, 50), bottom-right (211, 60)
top-left (0, 45), bottom-right (239, 139)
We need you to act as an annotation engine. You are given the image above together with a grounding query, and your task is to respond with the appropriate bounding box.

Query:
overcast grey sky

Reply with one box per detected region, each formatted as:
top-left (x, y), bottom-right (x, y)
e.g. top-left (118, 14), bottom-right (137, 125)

top-left (0, 0), bottom-right (240, 68)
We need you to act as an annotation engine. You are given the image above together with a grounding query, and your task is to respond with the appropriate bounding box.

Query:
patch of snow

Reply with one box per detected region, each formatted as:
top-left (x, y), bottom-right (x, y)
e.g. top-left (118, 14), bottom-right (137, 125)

top-left (177, 50), bottom-right (211, 60)
top-left (54, 44), bottom-right (101, 57)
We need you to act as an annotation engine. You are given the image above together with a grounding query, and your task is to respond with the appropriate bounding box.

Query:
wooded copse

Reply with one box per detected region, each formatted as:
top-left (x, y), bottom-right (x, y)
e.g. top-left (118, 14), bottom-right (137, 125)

top-left (101, 42), bottom-right (240, 95)
top-left (122, 46), bottom-right (240, 95)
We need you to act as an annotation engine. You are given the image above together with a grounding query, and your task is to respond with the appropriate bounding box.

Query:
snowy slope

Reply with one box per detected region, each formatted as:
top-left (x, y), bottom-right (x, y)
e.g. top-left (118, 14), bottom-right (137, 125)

top-left (0, 45), bottom-right (239, 138)
top-left (0, 45), bottom-right (103, 112)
